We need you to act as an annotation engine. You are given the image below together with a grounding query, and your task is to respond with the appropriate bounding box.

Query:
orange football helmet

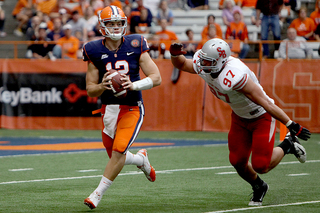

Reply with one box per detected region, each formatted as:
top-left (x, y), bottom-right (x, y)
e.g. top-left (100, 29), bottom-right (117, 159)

top-left (98, 6), bottom-right (127, 40)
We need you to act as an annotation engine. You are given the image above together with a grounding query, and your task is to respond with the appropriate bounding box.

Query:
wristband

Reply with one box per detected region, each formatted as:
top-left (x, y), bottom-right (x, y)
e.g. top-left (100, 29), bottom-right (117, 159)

top-left (132, 77), bottom-right (153, 91)
top-left (285, 120), bottom-right (293, 127)
top-left (171, 54), bottom-right (180, 58)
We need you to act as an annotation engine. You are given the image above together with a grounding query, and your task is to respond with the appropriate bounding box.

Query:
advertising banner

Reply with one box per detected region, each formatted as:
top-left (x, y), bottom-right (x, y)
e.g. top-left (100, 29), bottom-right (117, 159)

top-left (0, 59), bottom-right (101, 129)
top-left (0, 59), bottom-right (319, 132)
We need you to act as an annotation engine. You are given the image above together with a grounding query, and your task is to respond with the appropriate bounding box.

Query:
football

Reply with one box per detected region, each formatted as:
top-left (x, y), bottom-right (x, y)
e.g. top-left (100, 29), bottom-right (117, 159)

top-left (108, 69), bottom-right (127, 99)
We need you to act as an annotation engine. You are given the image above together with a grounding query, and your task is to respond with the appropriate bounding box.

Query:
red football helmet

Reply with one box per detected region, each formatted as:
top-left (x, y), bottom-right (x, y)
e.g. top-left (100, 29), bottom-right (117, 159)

top-left (98, 6), bottom-right (127, 40)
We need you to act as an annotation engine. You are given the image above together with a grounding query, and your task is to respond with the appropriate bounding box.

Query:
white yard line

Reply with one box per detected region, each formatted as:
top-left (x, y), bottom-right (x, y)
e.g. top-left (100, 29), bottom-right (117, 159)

top-left (77, 169), bottom-right (101, 173)
top-left (8, 168), bottom-right (34, 172)
top-left (216, 172), bottom-right (237, 175)
top-left (287, 173), bottom-right (310, 176)
top-left (1, 160), bottom-right (319, 185)
top-left (0, 166), bottom-right (232, 185)
top-left (206, 200), bottom-right (320, 213)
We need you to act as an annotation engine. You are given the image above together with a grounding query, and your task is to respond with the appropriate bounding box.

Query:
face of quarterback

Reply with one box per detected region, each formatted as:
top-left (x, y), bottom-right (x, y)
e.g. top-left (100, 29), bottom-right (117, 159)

top-left (105, 20), bottom-right (124, 34)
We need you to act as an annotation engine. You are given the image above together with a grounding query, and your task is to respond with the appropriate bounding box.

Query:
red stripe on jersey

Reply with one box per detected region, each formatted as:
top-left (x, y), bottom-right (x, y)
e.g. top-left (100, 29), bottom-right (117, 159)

top-left (233, 74), bottom-right (247, 90)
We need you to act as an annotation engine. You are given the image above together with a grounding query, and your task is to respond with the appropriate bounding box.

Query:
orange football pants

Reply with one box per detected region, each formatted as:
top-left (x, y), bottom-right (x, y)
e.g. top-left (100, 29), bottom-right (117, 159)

top-left (101, 104), bottom-right (144, 158)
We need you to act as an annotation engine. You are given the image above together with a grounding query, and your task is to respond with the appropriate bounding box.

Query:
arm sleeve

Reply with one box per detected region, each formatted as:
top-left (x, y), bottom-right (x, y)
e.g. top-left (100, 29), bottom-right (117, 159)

top-left (233, 73), bottom-right (248, 91)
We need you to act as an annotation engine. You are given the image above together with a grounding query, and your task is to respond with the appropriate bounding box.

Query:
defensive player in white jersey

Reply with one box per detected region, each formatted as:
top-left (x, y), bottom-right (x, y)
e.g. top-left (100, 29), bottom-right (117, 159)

top-left (170, 38), bottom-right (311, 206)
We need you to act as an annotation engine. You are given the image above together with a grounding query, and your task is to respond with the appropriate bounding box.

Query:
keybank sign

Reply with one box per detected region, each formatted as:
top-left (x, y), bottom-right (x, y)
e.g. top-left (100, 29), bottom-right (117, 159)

top-left (0, 87), bottom-right (62, 107)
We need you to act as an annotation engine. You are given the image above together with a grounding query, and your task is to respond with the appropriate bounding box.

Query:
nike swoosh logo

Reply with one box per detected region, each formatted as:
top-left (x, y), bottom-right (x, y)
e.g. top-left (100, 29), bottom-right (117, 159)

top-left (127, 52), bottom-right (134, 56)
top-left (298, 147), bottom-right (305, 155)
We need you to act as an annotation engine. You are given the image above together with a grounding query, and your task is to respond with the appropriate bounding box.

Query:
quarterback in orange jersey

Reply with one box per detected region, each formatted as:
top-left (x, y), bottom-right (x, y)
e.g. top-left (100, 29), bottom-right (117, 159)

top-left (170, 38), bottom-right (310, 206)
top-left (82, 6), bottom-right (161, 209)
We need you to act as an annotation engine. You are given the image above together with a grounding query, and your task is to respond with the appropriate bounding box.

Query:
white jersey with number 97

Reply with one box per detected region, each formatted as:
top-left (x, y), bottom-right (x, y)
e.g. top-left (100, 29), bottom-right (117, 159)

top-left (192, 52), bottom-right (274, 119)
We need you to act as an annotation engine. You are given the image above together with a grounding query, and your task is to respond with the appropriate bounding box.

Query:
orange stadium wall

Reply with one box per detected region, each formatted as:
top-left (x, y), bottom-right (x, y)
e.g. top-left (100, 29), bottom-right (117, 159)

top-left (0, 59), bottom-right (319, 132)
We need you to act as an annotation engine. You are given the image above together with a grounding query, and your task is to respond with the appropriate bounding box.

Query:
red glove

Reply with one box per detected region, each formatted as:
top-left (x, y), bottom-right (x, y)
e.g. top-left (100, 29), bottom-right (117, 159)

top-left (170, 43), bottom-right (187, 56)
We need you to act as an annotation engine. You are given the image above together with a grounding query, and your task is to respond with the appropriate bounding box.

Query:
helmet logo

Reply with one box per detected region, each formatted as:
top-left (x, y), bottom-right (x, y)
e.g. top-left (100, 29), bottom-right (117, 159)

top-left (217, 47), bottom-right (226, 58)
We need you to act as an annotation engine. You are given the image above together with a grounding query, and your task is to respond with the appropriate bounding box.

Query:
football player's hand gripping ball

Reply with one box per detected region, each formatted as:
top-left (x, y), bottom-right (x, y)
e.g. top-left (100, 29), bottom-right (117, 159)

top-left (170, 43), bottom-right (187, 56)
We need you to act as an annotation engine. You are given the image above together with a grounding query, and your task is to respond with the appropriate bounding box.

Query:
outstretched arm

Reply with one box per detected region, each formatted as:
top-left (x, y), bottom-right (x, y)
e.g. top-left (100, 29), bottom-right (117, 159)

top-left (240, 78), bottom-right (290, 124)
top-left (240, 77), bottom-right (310, 140)
top-left (170, 43), bottom-right (197, 74)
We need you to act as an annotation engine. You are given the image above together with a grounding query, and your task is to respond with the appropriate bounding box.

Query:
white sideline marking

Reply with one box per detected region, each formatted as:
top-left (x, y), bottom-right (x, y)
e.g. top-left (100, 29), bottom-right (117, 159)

top-left (77, 169), bottom-right (100, 173)
top-left (287, 173), bottom-right (310, 176)
top-left (156, 166), bottom-right (233, 173)
top-left (0, 166), bottom-right (233, 185)
top-left (0, 175), bottom-right (103, 185)
top-left (9, 168), bottom-right (34, 172)
top-left (1, 159), bottom-right (319, 185)
top-left (216, 172), bottom-right (237, 175)
top-left (206, 200), bottom-right (320, 213)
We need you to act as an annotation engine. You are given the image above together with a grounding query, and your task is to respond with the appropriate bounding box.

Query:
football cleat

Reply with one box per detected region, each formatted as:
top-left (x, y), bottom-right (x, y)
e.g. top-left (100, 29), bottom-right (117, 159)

top-left (137, 149), bottom-right (156, 182)
top-left (84, 191), bottom-right (102, 209)
top-left (285, 133), bottom-right (307, 163)
top-left (248, 181), bottom-right (269, 206)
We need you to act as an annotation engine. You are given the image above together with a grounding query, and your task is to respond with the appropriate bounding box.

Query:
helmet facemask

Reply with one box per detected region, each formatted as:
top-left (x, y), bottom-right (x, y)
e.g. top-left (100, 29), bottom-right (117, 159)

top-left (198, 56), bottom-right (219, 74)
top-left (196, 38), bottom-right (231, 75)
top-left (196, 50), bottom-right (221, 75)
top-left (100, 20), bottom-right (127, 40)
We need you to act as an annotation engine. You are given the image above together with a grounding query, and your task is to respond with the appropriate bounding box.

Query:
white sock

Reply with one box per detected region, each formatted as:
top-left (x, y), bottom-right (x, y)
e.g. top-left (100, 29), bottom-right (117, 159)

top-left (124, 151), bottom-right (143, 166)
top-left (95, 176), bottom-right (113, 196)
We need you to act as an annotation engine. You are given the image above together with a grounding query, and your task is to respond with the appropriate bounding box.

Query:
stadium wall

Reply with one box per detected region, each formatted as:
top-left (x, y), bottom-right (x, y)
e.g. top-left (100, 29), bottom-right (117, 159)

top-left (0, 59), bottom-right (319, 132)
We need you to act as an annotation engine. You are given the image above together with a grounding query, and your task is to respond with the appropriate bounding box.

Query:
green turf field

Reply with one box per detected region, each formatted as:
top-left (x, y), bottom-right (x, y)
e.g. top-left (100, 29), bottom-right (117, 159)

top-left (0, 130), bottom-right (320, 213)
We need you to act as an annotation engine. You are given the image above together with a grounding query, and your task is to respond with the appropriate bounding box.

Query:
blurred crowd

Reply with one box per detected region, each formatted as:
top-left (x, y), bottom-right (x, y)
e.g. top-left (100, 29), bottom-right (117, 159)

top-left (0, 0), bottom-right (319, 59)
